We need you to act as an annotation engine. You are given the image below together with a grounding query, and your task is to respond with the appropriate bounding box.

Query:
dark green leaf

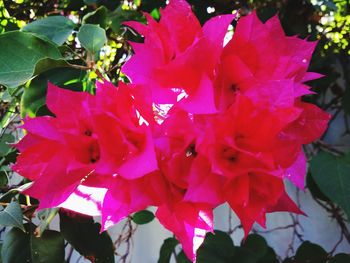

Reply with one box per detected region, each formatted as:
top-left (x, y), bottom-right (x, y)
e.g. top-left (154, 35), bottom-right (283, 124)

top-left (0, 168), bottom-right (9, 187)
top-left (310, 152), bottom-right (350, 218)
top-left (0, 31), bottom-right (62, 88)
top-left (21, 77), bottom-right (47, 117)
top-left (132, 210), bottom-right (155, 225)
top-left (158, 237), bottom-right (178, 263)
top-left (21, 67), bottom-right (86, 117)
top-left (83, 6), bottom-right (109, 28)
top-left (295, 241), bottom-right (328, 263)
top-left (0, 200), bottom-right (24, 231)
top-left (0, 134), bottom-right (15, 157)
top-left (0, 183), bottom-right (33, 204)
top-left (330, 253), bottom-right (350, 262)
top-left (40, 66), bottom-right (85, 91)
top-left (31, 230), bottom-right (65, 263)
top-left (109, 7), bottom-right (143, 33)
top-left (33, 58), bottom-right (71, 76)
top-left (259, 247), bottom-right (278, 263)
top-left (59, 211), bottom-right (115, 263)
top-left (342, 87), bottom-right (350, 114)
top-left (232, 247), bottom-right (258, 263)
top-left (197, 230), bottom-right (235, 263)
top-left (306, 172), bottom-right (330, 202)
top-left (1, 224), bottom-right (64, 263)
top-left (77, 24), bottom-right (107, 54)
top-left (243, 234), bottom-right (268, 260)
top-left (22, 16), bottom-right (75, 45)
top-left (176, 250), bottom-right (191, 263)
top-left (1, 226), bottom-right (30, 263)
top-left (84, 0), bottom-right (99, 5)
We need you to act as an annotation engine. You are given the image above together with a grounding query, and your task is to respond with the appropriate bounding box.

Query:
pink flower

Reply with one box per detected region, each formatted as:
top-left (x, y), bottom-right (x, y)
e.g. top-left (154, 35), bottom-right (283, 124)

top-left (13, 82), bottom-right (161, 223)
top-left (12, 2), bottom-right (331, 261)
top-left (122, 0), bottom-right (234, 114)
top-left (156, 202), bottom-right (213, 262)
top-left (224, 171), bottom-right (301, 235)
top-left (216, 11), bottom-right (321, 110)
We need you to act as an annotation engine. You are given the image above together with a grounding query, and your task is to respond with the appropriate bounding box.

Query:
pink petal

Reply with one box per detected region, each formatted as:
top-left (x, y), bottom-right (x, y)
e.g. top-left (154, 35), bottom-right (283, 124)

top-left (156, 204), bottom-right (213, 261)
top-left (301, 72), bottom-right (324, 82)
top-left (184, 157), bottom-right (224, 206)
top-left (284, 149), bottom-right (307, 189)
top-left (23, 155), bottom-right (92, 210)
top-left (21, 116), bottom-right (62, 142)
top-left (101, 174), bottom-right (165, 230)
top-left (118, 128), bottom-right (158, 179)
top-left (46, 82), bottom-right (91, 117)
top-left (267, 191), bottom-right (305, 216)
top-left (178, 75), bottom-right (218, 114)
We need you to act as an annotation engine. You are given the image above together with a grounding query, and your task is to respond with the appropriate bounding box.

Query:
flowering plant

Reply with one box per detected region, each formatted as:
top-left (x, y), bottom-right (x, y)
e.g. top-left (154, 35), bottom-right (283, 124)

top-left (1, 0), bottom-right (349, 262)
top-left (11, 0), bottom-right (330, 261)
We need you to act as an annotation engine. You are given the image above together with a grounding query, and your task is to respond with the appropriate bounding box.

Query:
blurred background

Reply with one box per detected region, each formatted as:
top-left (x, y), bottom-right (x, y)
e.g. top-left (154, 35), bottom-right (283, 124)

top-left (0, 0), bottom-right (349, 262)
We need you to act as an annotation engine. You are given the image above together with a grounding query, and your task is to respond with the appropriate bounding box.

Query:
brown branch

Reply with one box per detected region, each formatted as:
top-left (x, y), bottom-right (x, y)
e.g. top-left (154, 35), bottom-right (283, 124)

top-left (114, 218), bottom-right (137, 263)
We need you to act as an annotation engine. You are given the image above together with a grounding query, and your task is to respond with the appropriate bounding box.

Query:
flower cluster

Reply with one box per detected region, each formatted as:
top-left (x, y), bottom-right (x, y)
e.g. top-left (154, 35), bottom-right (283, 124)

top-left (13, 0), bottom-right (330, 261)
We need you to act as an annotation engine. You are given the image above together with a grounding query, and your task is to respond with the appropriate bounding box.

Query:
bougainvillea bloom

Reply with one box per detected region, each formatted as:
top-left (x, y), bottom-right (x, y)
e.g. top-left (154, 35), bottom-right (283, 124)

top-left (122, 0), bottom-right (234, 114)
top-left (216, 11), bottom-right (322, 110)
top-left (13, 0), bottom-right (331, 261)
top-left (13, 82), bottom-right (165, 225)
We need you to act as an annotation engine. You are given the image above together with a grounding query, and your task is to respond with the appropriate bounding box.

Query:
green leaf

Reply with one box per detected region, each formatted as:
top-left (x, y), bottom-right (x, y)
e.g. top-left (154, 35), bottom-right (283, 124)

top-left (310, 152), bottom-right (350, 218)
top-left (330, 253), bottom-right (350, 262)
top-left (109, 7), bottom-right (143, 33)
top-left (0, 168), bottom-right (9, 188)
top-left (150, 9), bottom-right (161, 20)
top-left (1, 224), bottom-right (64, 263)
top-left (40, 66), bottom-right (85, 91)
top-left (306, 172), bottom-right (330, 202)
top-left (22, 16), bottom-right (75, 45)
top-left (0, 134), bottom-right (15, 157)
top-left (59, 211), bottom-right (115, 263)
top-left (132, 210), bottom-right (155, 225)
top-left (77, 24), bottom-right (107, 54)
top-left (0, 31), bottom-right (62, 88)
top-left (83, 6), bottom-right (109, 28)
top-left (243, 234), bottom-right (268, 260)
top-left (31, 230), bottom-right (65, 263)
top-left (295, 241), bottom-right (328, 263)
top-left (84, 0), bottom-right (98, 5)
top-left (21, 67), bottom-right (86, 117)
top-left (0, 200), bottom-right (25, 231)
top-left (21, 77), bottom-right (47, 117)
top-left (0, 183), bottom-right (33, 204)
top-left (158, 237), bottom-right (178, 263)
top-left (259, 247), bottom-right (278, 263)
top-left (1, 226), bottom-right (30, 263)
top-left (197, 230), bottom-right (235, 262)
top-left (342, 87), bottom-right (350, 114)
top-left (33, 58), bottom-right (71, 76)
top-left (232, 248), bottom-right (258, 263)
top-left (176, 251), bottom-right (191, 263)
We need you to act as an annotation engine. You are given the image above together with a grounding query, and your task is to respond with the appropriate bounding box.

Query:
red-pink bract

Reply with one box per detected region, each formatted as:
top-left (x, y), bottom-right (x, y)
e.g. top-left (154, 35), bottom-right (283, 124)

top-left (13, 82), bottom-right (164, 227)
top-left (12, 1), bottom-right (331, 261)
top-left (122, 0), bottom-right (234, 114)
